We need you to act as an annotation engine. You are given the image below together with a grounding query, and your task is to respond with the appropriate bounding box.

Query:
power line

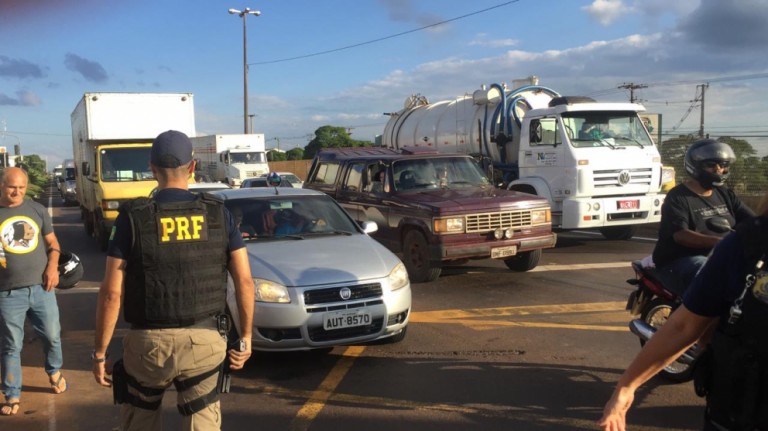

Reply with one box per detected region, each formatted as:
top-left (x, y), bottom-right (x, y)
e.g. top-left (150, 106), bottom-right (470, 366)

top-left (249, 1), bottom-right (520, 65)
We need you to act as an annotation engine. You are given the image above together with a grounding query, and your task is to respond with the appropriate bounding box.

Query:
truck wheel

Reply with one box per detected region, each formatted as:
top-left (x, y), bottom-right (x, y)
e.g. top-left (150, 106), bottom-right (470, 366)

top-left (93, 214), bottom-right (109, 251)
top-left (403, 230), bottom-right (441, 283)
top-left (83, 209), bottom-right (94, 236)
top-left (503, 249), bottom-right (541, 272)
top-left (599, 225), bottom-right (638, 240)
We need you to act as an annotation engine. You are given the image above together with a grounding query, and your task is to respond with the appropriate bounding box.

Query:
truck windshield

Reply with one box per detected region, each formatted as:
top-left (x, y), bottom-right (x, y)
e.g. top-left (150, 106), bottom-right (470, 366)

top-left (564, 112), bottom-right (654, 149)
top-left (393, 157), bottom-right (491, 191)
top-left (100, 147), bottom-right (154, 181)
top-left (230, 152), bottom-right (266, 164)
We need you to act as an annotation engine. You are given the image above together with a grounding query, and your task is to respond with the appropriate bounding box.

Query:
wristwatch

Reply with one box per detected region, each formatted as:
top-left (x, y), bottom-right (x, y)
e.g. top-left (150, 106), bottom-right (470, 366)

top-left (91, 350), bottom-right (108, 363)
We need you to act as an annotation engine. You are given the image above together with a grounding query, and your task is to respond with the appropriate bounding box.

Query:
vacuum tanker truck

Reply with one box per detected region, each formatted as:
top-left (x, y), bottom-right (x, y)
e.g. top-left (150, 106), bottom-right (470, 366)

top-left (381, 77), bottom-right (665, 240)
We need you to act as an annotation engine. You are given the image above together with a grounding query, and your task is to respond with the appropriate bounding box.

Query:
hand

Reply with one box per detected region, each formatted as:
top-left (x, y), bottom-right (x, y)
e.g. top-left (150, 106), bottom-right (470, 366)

top-left (227, 338), bottom-right (252, 370)
top-left (597, 387), bottom-right (634, 431)
top-left (92, 359), bottom-right (113, 388)
top-left (43, 266), bottom-right (59, 292)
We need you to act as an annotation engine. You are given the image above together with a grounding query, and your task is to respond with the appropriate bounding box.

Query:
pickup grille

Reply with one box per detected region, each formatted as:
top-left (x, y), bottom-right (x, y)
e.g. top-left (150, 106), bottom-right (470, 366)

top-left (593, 168), bottom-right (653, 187)
top-left (465, 210), bottom-right (533, 233)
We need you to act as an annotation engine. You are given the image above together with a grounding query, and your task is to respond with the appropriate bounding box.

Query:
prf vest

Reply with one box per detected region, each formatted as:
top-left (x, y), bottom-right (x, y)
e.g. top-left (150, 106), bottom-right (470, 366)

top-left (704, 217), bottom-right (768, 430)
top-left (122, 194), bottom-right (229, 328)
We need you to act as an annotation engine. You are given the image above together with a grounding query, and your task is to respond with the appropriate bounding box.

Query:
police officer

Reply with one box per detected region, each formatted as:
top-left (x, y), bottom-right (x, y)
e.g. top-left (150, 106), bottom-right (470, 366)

top-left (92, 130), bottom-right (254, 431)
top-left (599, 194), bottom-right (768, 430)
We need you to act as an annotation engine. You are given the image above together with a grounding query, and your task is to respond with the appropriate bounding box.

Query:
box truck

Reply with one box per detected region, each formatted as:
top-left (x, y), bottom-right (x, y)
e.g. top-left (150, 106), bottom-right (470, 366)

top-left (190, 134), bottom-right (269, 187)
top-left (71, 92), bottom-right (196, 250)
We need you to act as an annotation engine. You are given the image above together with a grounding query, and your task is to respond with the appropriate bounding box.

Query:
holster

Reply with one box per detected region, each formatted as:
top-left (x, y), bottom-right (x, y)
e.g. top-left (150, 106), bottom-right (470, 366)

top-left (112, 358), bottom-right (128, 405)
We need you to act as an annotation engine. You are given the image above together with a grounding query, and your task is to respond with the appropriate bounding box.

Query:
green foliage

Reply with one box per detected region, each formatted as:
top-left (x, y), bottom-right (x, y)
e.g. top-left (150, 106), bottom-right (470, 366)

top-left (267, 150), bottom-right (288, 162)
top-left (286, 147), bottom-right (304, 160)
top-left (303, 125), bottom-right (372, 159)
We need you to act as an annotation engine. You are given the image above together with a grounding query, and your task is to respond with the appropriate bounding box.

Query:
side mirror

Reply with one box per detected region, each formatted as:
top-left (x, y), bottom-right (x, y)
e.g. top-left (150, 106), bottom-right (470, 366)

top-left (81, 161), bottom-right (90, 176)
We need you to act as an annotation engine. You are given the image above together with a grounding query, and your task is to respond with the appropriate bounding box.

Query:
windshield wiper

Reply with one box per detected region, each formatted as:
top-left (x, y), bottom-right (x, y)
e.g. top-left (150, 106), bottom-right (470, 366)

top-left (614, 136), bottom-right (645, 149)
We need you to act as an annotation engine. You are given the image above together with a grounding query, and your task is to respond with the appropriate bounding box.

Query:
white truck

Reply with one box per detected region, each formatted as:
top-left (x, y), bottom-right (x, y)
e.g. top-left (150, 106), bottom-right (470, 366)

top-left (71, 92), bottom-right (196, 250)
top-left (190, 134), bottom-right (269, 187)
top-left (382, 77), bottom-right (666, 240)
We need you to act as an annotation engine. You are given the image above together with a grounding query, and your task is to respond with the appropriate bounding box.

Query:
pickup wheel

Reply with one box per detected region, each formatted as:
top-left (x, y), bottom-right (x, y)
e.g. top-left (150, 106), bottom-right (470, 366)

top-left (403, 230), bottom-right (441, 283)
top-left (503, 249), bottom-right (541, 272)
top-left (599, 225), bottom-right (638, 240)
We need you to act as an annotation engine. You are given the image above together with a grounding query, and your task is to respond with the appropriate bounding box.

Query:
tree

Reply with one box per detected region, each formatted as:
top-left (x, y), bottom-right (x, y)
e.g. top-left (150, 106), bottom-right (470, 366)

top-left (267, 150), bottom-right (287, 162)
top-left (659, 135), bottom-right (695, 184)
top-left (15, 154), bottom-right (47, 199)
top-left (286, 147), bottom-right (304, 160)
top-left (303, 125), bottom-right (372, 159)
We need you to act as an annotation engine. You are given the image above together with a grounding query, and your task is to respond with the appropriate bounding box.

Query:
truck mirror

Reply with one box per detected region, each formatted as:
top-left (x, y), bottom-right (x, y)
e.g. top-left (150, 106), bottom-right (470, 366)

top-left (82, 161), bottom-right (90, 176)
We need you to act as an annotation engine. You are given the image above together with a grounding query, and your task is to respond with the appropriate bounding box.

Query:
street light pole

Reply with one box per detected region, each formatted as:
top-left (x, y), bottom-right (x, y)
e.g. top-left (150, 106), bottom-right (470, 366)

top-left (228, 7), bottom-right (261, 134)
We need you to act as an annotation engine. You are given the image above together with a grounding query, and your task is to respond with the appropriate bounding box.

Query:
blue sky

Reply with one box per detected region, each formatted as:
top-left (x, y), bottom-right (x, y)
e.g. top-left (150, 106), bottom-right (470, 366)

top-left (2, 0), bottom-right (768, 168)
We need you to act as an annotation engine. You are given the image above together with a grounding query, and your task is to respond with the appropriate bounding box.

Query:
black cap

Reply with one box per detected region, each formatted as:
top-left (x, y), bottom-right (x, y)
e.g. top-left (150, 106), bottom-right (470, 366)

top-left (151, 130), bottom-right (193, 168)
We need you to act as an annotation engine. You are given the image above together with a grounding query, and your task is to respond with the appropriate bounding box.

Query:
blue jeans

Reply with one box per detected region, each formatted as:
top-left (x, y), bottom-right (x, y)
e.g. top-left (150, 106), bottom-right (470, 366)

top-left (0, 285), bottom-right (63, 400)
top-left (655, 255), bottom-right (709, 297)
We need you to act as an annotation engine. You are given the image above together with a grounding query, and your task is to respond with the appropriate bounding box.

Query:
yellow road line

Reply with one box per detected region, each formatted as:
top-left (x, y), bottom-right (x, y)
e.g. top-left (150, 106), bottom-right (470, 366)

top-left (289, 345), bottom-right (366, 431)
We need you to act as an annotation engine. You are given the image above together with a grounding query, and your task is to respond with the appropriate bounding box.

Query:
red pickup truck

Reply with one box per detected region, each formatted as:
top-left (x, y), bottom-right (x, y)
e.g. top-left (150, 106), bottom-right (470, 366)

top-left (305, 147), bottom-right (557, 282)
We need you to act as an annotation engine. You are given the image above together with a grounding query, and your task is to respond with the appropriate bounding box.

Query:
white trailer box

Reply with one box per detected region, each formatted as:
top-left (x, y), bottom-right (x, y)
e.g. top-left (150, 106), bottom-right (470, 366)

top-left (190, 134), bottom-right (269, 187)
top-left (71, 92), bottom-right (196, 249)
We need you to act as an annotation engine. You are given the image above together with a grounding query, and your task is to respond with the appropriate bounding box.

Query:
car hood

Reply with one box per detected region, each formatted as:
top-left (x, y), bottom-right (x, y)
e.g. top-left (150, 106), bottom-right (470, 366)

top-left (396, 187), bottom-right (549, 211)
top-left (244, 234), bottom-right (401, 287)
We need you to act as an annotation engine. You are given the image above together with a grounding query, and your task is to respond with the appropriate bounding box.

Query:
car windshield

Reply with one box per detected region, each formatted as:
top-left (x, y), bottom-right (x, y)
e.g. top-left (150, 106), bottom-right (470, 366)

top-left (100, 147), bottom-right (154, 181)
top-left (564, 112), bottom-right (654, 148)
top-left (225, 195), bottom-right (360, 239)
top-left (392, 156), bottom-right (491, 191)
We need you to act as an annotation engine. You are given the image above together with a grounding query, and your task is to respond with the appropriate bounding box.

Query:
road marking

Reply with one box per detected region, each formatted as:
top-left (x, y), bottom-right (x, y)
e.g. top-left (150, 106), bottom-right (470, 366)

top-left (289, 345), bottom-right (365, 431)
top-left (410, 301), bottom-right (629, 332)
top-left (530, 262), bottom-right (629, 271)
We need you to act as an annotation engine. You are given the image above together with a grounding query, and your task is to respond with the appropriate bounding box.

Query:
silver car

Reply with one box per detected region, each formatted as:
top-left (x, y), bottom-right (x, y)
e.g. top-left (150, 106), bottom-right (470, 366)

top-left (216, 187), bottom-right (411, 351)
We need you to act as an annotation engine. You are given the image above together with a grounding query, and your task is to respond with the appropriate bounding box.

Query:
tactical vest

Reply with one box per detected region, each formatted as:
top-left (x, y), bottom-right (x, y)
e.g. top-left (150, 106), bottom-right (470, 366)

top-left (122, 194), bottom-right (229, 328)
top-left (703, 217), bottom-right (768, 430)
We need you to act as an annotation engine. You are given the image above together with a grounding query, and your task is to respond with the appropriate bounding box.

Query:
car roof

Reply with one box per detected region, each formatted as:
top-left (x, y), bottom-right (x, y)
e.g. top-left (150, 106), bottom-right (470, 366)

top-left (211, 187), bottom-right (325, 201)
top-left (189, 182), bottom-right (231, 190)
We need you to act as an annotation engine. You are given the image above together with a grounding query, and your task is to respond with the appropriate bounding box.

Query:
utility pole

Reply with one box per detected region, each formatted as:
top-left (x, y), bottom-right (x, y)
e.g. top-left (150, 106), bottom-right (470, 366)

top-left (618, 82), bottom-right (648, 103)
top-left (697, 83), bottom-right (709, 138)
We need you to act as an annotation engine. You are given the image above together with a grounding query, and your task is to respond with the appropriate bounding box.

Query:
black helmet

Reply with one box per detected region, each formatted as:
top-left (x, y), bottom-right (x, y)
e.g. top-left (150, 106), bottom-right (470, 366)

top-left (684, 139), bottom-right (735, 189)
top-left (57, 251), bottom-right (83, 290)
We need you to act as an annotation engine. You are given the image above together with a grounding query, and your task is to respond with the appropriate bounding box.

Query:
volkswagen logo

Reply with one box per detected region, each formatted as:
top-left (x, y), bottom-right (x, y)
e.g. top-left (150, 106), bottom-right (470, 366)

top-left (618, 170), bottom-right (631, 186)
top-left (339, 287), bottom-right (352, 300)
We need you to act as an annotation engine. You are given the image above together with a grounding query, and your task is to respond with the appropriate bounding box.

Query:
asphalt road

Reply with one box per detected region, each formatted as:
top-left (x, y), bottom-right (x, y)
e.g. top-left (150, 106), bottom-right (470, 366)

top-left (5, 183), bottom-right (703, 431)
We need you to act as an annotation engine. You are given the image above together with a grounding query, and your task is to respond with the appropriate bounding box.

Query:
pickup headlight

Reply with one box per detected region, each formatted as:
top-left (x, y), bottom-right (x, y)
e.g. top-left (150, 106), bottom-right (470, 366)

top-left (530, 208), bottom-right (551, 225)
top-left (388, 262), bottom-right (409, 291)
top-left (433, 217), bottom-right (464, 234)
top-left (254, 278), bottom-right (290, 303)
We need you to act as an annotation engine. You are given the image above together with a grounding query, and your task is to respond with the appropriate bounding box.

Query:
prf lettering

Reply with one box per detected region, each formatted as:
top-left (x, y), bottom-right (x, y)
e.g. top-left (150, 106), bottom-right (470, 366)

top-left (158, 215), bottom-right (208, 243)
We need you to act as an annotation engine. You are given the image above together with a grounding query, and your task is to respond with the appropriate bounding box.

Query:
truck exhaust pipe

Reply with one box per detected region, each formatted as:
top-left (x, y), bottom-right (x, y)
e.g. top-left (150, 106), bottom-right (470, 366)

top-left (628, 319), bottom-right (699, 364)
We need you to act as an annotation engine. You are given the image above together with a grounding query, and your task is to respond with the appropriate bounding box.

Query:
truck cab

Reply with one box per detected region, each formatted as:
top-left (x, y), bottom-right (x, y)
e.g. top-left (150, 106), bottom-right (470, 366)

top-left (305, 147), bottom-right (556, 283)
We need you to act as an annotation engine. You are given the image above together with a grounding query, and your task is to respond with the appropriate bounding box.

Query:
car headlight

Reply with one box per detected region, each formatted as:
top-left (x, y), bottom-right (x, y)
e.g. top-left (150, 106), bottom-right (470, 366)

top-left (433, 217), bottom-right (464, 234)
top-left (388, 262), bottom-right (409, 291)
top-left (530, 208), bottom-right (551, 225)
top-left (254, 278), bottom-right (290, 303)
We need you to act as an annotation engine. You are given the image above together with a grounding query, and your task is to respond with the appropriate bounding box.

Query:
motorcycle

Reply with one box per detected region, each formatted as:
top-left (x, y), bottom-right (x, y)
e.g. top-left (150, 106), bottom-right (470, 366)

top-left (624, 217), bottom-right (733, 383)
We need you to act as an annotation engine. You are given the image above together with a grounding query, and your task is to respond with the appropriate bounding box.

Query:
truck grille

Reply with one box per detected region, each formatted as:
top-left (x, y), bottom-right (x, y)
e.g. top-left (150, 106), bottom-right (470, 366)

top-left (593, 168), bottom-right (653, 187)
top-left (465, 210), bottom-right (533, 233)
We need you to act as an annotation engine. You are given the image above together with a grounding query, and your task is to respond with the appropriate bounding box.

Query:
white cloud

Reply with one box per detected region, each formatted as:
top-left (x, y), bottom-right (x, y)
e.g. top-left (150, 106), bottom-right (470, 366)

top-left (468, 33), bottom-right (519, 48)
top-left (583, 0), bottom-right (633, 26)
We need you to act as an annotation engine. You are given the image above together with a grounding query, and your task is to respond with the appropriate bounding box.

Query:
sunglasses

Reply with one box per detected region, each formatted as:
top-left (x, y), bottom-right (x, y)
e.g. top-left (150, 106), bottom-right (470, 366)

top-left (702, 160), bottom-right (730, 169)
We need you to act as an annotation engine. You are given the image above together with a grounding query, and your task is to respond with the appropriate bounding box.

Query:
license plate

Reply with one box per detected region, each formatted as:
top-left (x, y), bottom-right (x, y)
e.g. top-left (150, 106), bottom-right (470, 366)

top-left (618, 199), bottom-right (640, 210)
top-left (491, 246), bottom-right (517, 259)
top-left (323, 309), bottom-right (371, 330)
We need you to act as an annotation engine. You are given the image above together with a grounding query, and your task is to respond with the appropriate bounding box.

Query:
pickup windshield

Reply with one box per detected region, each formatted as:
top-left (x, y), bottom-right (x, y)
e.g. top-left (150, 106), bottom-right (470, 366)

top-left (393, 157), bottom-right (491, 191)
top-left (563, 112), bottom-right (654, 149)
top-left (100, 147), bottom-right (154, 181)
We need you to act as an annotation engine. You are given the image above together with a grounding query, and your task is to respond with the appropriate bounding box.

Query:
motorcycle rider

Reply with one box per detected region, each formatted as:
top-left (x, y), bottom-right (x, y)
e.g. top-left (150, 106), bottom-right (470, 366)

top-left (599, 193), bottom-right (768, 431)
top-left (651, 139), bottom-right (754, 296)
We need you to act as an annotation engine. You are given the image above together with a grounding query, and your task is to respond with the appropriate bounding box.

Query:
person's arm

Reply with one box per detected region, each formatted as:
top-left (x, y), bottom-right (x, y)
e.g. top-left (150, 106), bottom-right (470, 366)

top-left (672, 228), bottom-right (721, 249)
top-left (598, 306), bottom-right (717, 430)
top-left (42, 232), bottom-right (60, 291)
top-left (227, 247), bottom-right (254, 370)
top-left (92, 256), bottom-right (126, 387)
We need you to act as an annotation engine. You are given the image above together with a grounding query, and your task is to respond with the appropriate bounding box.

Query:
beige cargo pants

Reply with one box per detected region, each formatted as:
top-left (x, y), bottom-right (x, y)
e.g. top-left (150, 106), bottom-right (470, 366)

top-left (120, 323), bottom-right (227, 431)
